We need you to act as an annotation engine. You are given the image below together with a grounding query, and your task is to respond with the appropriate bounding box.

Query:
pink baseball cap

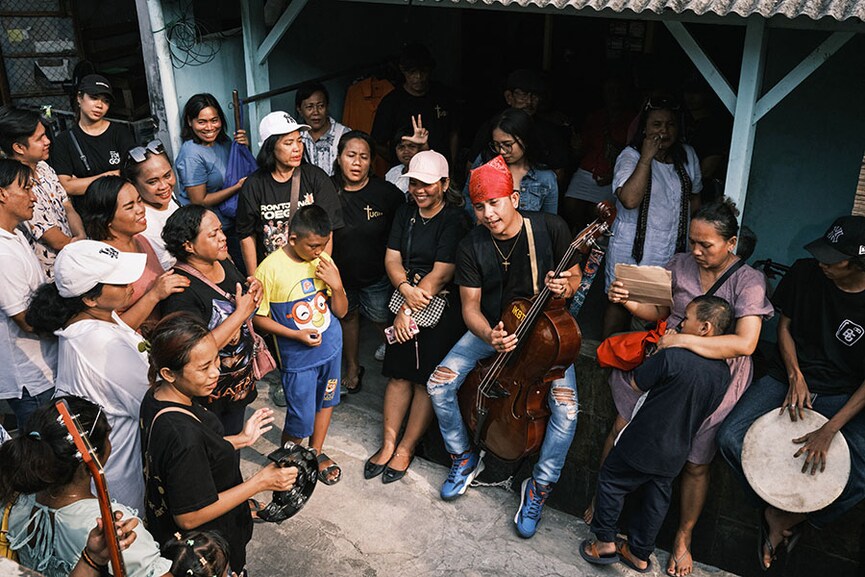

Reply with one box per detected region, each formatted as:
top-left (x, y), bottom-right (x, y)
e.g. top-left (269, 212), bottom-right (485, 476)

top-left (402, 150), bottom-right (449, 184)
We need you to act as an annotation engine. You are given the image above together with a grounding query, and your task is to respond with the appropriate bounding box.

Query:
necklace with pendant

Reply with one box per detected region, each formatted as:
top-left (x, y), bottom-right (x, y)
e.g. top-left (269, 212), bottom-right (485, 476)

top-left (492, 226), bottom-right (523, 272)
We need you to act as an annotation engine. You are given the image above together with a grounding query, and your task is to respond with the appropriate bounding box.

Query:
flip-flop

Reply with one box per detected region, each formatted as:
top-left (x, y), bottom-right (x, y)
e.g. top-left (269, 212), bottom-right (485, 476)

top-left (667, 549), bottom-right (692, 576)
top-left (248, 498), bottom-right (265, 524)
top-left (316, 451), bottom-right (342, 485)
top-left (617, 541), bottom-right (652, 573)
top-left (579, 539), bottom-right (619, 566)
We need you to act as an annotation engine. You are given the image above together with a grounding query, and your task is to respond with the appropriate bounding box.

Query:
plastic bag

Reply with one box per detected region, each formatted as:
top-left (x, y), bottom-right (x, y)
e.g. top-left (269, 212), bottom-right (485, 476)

top-left (218, 141), bottom-right (258, 219)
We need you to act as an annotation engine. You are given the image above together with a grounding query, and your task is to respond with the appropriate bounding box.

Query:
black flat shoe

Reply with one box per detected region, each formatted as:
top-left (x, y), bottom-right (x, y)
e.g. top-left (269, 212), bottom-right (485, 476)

top-left (364, 455), bottom-right (386, 480)
top-left (381, 453), bottom-right (413, 484)
top-left (346, 366), bottom-right (364, 395)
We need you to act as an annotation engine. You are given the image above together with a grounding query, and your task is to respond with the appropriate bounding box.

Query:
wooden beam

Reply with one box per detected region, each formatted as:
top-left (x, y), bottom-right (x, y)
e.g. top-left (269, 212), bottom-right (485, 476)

top-left (241, 0), bottom-right (271, 149)
top-left (724, 16), bottom-right (766, 221)
top-left (753, 31), bottom-right (855, 122)
top-left (257, 0), bottom-right (310, 65)
top-left (664, 21), bottom-right (736, 114)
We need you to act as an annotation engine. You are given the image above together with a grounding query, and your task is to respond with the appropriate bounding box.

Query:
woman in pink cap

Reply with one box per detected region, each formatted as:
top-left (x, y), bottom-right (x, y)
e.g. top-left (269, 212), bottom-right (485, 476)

top-left (364, 149), bottom-right (470, 483)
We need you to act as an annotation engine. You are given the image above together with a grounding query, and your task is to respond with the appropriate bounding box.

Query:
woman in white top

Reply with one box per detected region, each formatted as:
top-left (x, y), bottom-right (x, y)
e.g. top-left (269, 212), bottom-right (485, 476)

top-left (26, 240), bottom-right (151, 513)
top-left (123, 140), bottom-right (181, 270)
top-left (0, 395), bottom-right (172, 577)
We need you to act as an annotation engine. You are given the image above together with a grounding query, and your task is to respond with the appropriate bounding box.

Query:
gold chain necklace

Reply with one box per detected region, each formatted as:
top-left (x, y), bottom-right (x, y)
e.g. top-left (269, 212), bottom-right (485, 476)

top-left (492, 226), bottom-right (523, 272)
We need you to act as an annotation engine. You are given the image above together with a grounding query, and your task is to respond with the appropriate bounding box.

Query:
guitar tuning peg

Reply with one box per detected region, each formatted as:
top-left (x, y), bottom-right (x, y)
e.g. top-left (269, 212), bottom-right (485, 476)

top-left (74, 451), bottom-right (83, 461)
top-left (65, 433), bottom-right (74, 443)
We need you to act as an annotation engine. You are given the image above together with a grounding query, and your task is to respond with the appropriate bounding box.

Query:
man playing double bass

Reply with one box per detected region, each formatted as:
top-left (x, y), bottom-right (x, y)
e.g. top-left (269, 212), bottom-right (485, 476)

top-left (425, 155), bottom-right (581, 538)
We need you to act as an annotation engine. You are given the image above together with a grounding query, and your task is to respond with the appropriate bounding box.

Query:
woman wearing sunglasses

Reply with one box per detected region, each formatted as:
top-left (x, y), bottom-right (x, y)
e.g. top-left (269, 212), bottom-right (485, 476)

top-left (463, 108), bottom-right (558, 216)
top-left (602, 97), bottom-right (703, 337)
top-left (123, 140), bottom-right (180, 270)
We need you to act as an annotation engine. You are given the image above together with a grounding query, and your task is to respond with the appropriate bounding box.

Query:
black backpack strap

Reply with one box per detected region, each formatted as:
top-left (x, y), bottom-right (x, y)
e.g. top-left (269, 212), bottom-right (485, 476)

top-left (705, 258), bottom-right (746, 297)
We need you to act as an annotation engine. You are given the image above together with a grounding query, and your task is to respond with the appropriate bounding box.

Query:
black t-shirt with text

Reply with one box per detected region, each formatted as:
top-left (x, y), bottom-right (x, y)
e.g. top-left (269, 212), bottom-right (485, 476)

top-left (236, 164), bottom-right (344, 263)
top-left (331, 177), bottom-right (405, 289)
top-left (140, 390), bottom-right (252, 571)
top-left (160, 261), bottom-right (257, 409)
top-left (455, 212), bottom-right (572, 324)
top-left (50, 121), bottom-right (135, 177)
top-left (768, 258), bottom-right (865, 395)
top-left (618, 348), bottom-right (730, 477)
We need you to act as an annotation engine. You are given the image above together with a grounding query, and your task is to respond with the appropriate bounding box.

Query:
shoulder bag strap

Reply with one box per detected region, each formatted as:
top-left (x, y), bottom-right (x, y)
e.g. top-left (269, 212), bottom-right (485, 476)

top-left (172, 262), bottom-right (233, 301)
top-left (289, 168), bottom-right (301, 223)
top-left (404, 210), bottom-right (417, 275)
top-left (523, 217), bottom-right (540, 296)
top-left (68, 130), bottom-right (92, 175)
top-left (705, 258), bottom-right (746, 297)
top-left (145, 406), bottom-right (202, 454)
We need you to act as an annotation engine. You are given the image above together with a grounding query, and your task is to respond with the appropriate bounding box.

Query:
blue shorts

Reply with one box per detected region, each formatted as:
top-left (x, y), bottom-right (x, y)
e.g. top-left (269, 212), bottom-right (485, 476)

top-left (345, 275), bottom-right (392, 324)
top-left (280, 352), bottom-right (341, 438)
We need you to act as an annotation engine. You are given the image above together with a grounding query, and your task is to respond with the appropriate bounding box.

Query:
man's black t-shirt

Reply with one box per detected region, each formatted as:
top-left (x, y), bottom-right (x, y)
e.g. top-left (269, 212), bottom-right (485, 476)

top-left (160, 260), bottom-right (257, 410)
top-left (768, 258), bottom-right (865, 395)
top-left (618, 348), bottom-right (730, 477)
top-left (140, 390), bottom-right (252, 572)
top-left (331, 177), bottom-right (404, 289)
top-left (236, 164), bottom-right (344, 263)
top-left (50, 121), bottom-right (135, 177)
top-left (371, 82), bottom-right (458, 160)
top-left (455, 211), bottom-right (572, 325)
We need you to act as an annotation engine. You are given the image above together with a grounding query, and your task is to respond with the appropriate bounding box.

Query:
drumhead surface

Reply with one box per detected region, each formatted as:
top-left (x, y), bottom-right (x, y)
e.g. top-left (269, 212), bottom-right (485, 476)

top-left (742, 409), bottom-right (850, 513)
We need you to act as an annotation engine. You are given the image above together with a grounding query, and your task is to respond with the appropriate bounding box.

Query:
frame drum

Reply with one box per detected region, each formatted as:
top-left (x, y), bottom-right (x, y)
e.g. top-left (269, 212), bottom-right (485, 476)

top-left (742, 408), bottom-right (850, 513)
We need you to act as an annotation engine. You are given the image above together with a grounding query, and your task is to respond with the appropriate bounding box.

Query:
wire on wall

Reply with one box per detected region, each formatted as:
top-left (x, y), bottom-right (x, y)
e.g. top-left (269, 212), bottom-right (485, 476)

top-left (156, 0), bottom-right (222, 69)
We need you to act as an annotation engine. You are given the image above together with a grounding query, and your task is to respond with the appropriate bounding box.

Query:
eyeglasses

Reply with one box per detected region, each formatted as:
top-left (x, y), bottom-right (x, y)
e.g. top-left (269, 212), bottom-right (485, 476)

top-left (126, 140), bottom-right (165, 164)
top-left (643, 97), bottom-right (681, 112)
top-left (489, 140), bottom-right (518, 154)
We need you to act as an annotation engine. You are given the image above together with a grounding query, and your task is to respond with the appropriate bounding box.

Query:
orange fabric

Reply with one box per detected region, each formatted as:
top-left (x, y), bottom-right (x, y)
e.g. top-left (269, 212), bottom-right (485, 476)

top-left (596, 320), bottom-right (667, 371)
top-left (342, 76), bottom-right (394, 134)
top-left (469, 155), bottom-right (513, 205)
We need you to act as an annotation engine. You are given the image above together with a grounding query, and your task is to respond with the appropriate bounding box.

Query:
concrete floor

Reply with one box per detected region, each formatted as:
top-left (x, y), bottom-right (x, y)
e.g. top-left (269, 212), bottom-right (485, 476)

top-left (241, 324), bottom-right (739, 577)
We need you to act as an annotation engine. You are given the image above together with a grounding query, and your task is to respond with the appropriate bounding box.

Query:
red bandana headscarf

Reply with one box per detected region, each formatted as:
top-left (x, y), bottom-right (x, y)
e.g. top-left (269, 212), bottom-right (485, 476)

top-left (468, 155), bottom-right (513, 205)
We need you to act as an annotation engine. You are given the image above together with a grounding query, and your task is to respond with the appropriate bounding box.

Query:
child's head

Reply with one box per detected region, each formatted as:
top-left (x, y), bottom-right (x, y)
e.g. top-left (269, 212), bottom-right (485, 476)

top-left (392, 125), bottom-right (421, 168)
top-left (680, 295), bottom-right (733, 337)
top-left (287, 204), bottom-right (332, 262)
top-left (163, 530), bottom-right (231, 577)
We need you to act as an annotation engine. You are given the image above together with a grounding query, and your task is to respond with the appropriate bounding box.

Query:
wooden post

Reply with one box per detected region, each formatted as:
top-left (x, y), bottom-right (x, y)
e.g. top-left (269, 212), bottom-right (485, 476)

top-left (240, 1), bottom-right (271, 151)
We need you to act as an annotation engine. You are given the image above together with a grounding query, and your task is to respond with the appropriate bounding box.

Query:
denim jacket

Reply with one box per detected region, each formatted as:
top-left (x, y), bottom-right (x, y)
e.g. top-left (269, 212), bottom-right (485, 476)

top-left (463, 156), bottom-right (559, 217)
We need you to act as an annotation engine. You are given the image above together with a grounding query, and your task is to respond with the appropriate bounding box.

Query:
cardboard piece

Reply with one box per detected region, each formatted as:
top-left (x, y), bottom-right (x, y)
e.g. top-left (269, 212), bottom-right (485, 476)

top-left (614, 264), bottom-right (673, 306)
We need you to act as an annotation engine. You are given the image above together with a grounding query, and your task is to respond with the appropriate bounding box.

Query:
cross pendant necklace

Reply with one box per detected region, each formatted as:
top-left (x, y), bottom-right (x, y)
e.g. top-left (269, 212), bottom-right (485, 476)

top-left (492, 226), bottom-right (523, 272)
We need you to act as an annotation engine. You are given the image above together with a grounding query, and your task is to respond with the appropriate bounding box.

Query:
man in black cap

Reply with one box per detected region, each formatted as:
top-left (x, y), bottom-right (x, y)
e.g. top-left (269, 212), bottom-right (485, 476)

top-left (467, 69), bottom-right (571, 177)
top-left (50, 73), bottom-right (134, 196)
top-left (717, 215), bottom-right (865, 571)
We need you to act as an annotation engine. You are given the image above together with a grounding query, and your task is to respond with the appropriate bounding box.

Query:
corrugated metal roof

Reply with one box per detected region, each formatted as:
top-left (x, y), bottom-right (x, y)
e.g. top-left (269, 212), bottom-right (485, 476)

top-left (452, 0), bottom-right (865, 22)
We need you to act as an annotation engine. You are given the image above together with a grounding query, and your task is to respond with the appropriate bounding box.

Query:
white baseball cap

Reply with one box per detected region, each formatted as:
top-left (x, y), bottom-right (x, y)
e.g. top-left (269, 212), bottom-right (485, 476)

top-left (258, 111), bottom-right (310, 146)
top-left (54, 240), bottom-right (147, 298)
top-left (402, 150), bottom-right (449, 184)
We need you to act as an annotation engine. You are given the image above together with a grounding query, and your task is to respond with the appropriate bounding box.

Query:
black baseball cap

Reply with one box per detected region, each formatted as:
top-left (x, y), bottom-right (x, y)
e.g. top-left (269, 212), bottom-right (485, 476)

top-left (77, 74), bottom-right (113, 100)
top-left (805, 215), bottom-right (865, 264)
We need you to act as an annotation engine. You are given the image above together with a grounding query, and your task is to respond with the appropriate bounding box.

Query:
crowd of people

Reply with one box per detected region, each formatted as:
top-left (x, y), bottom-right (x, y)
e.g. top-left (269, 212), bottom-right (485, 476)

top-left (0, 41), bottom-right (862, 577)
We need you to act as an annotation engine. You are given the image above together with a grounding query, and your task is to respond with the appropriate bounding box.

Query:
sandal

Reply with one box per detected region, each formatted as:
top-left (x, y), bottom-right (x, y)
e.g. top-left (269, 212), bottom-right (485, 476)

top-left (345, 366), bottom-right (364, 395)
top-left (316, 452), bottom-right (342, 485)
top-left (579, 539), bottom-right (619, 566)
top-left (758, 508), bottom-right (802, 571)
top-left (617, 541), bottom-right (652, 573)
top-left (248, 498), bottom-right (265, 524)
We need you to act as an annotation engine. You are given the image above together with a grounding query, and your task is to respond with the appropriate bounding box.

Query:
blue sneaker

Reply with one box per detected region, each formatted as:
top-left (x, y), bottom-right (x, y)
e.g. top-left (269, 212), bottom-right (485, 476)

top-left (440, 450), bottom-right (484, 501)
top-left (514, 477), bottom-right (551, 538)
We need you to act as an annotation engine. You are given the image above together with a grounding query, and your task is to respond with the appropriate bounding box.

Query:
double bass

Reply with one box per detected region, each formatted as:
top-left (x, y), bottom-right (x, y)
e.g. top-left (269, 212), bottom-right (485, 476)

top-left (457, 202), bottom-right (616, 462)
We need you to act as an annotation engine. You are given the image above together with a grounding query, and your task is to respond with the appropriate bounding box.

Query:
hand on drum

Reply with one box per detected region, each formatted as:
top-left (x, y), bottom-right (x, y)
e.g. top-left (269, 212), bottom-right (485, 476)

top-left (780, 373), bottom-right (813, 422)
top-left (489, 321), bottom-right (517, 353)
top-left (792, 423), bottom-right (836, 475)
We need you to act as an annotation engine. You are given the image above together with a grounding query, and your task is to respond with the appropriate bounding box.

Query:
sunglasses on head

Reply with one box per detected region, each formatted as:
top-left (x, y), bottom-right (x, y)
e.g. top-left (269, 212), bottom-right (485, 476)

top-left (126, 140), bottom-right (165, 164)
top-left (643, 97), bottom-right (681, 112)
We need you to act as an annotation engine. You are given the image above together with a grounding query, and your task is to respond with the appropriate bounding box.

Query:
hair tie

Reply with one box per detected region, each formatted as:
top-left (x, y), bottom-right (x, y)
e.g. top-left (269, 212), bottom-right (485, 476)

top-left (186, 539), bottom-right (195, 547)
top-left (174, 532), bottom-right (182, 541)
top-left (199, 557), bottom-right (208, 567)
top-left (28, 431), bottom-right (41, 440)
top-left (186, 570), bottom-right (193, 576)
top-left (137, 339), bottom-right (152, 353)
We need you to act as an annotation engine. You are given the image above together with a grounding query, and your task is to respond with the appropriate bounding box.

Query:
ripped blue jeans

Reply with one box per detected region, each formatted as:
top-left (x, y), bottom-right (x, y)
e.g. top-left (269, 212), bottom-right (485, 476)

top-left (427, 330), bottom-right (578, 485)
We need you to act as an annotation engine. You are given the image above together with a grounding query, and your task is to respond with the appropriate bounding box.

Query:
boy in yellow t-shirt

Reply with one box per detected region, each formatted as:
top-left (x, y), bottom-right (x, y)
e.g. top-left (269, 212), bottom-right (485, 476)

top-left (254, 205), bottom-right (348, 485)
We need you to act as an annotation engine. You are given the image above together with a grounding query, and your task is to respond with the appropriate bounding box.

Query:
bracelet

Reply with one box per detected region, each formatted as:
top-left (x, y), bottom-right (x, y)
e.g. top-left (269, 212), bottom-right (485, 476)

top-left (397, 280), bottom-right (411, 291)
top-left (80, 548), bottom-right (107, 571)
